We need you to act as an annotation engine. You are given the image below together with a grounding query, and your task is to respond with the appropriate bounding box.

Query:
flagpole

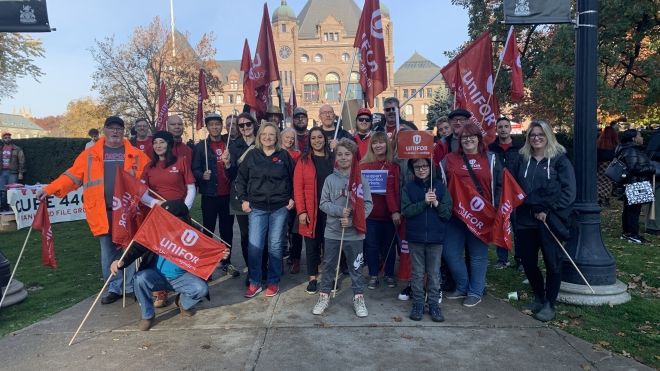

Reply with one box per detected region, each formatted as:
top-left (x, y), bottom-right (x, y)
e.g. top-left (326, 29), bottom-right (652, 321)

top-left (398, 69), bottom-right (443, 108)
top-left (0, 227), bottom-right (32, 309)
top-left (69, 240), bottom-right (136, 346)
top-left (333, 48), bottom-right (358, 141)
top-left (332, 192), bottom-right (352, 298)
top-left (478, 34), bottom-right (507, 127)
top-left (169, 0), bottom-right (176, 58)
top-left (543, 221), bottom-right (595, 294)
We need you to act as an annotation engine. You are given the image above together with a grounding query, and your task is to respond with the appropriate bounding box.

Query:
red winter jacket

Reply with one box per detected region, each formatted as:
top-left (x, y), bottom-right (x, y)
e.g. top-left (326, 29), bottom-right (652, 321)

top-left (293, 155), bottom-right (321, 238)
top-left (360, 160), bottom-right (400, 221)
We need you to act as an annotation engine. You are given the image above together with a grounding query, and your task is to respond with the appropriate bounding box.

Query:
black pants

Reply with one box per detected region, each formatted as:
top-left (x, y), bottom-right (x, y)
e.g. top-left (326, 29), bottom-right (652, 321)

top-left (517, 227), bottom-right (562, 306)
top-left (286, 209), bottom-right (303, 260)
top-left (622, 201), bottom-right (642, 236)
top-left (303, 213), bottom-right (326, 277)
top-left (201, 195), bottom-right (234, 263)
top-left (236, 214), bottom-right (268, 274)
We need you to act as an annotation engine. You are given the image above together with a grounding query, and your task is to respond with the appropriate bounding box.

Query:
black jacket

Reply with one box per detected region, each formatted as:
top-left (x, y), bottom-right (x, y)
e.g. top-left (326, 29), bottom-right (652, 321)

top-left (488, 139), bottom-right (522, 172)
top-left (235, 148), bottom-right (294, 211)
top-left (192, 138), bottom-right (229, 197)
top-left (515, 154), bottom-right (576, 230)
top-left (597, 148), bottom-right (616, 163)
top-left (646, 130), bottom-right (660, 162)
top-left (616, 142), bottom-right (656, 184)
top-left (227, 138), bottom-right (254, 181)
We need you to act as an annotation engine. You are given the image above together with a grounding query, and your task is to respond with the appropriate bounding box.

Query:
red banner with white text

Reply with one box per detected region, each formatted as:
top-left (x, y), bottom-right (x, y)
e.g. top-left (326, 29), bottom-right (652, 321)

top-left (449, 177), bottom-right (496, 244)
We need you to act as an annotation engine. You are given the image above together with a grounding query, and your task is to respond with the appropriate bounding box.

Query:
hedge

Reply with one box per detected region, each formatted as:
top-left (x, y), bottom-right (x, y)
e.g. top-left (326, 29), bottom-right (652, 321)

top-left (13, 138), bottom-right (87, 185)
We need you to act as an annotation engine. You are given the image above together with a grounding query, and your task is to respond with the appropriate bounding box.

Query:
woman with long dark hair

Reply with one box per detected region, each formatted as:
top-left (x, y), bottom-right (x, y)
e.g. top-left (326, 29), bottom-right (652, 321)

top-left (596, 126), bottom-right (618, 207)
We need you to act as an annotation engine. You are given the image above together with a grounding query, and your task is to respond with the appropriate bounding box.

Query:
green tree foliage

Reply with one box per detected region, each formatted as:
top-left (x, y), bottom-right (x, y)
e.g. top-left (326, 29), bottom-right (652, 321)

top-left (426, 88), bottom-right (453, 130)
top-left (0, 33), bottom-right (44, 104)
top-left (450, 0), bottom-right (659, 128)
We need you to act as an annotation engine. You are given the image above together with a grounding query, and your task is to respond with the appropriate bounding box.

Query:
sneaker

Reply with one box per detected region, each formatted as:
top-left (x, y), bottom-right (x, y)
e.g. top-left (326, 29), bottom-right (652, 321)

top-left (463, 295), bottom-right (482, 307)
top-left (174, 294), bottom-right (195, 317)
top-left (353, 295), bottom-right (368, 317)
top-left (367, 276), bottom-right (379, 290)
top-left (153, 290), bottom-right (168, 308)
top-left (138, 317), bottom-right (154, 331)
top-left (290, 259), bottom-right (301, 274)
top-left (384, 276), bottom-right (397, 288)
top-left (621, 233), bottom-right (642, 244)
top-left (265, 284), bottom-right (279, 297)
top-left (533, 302), bottom-right (555, 322)
top-left (409, 302), bottom-right (424, 321)
top-left (398, 285), bottom-right (412, 301)
top-left (222, 263), bottom-right (241, 278)
top-left (526, 300), bottom-right (544, 314)
top-left (244, 284), bottom-right (262, 298)
top-left (101, 292), bottom-right (121, 305)
top-left (494, 261), bottom-right (510, 270)
top-left (445, 290), bottom-right (467, 300)
top-left (306, 279), bottom-right (318, 294)
top-left (438, 290), bottom-right (443, 304)
top-left (428, 303), bottom-right (445, 322)
top-left (312, 293), bottom-right (330, 315)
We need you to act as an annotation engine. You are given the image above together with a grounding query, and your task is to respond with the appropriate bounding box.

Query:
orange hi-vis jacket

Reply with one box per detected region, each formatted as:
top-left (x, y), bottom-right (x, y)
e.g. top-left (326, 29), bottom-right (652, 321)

top-left (44, 138), bottom-right (150, 236)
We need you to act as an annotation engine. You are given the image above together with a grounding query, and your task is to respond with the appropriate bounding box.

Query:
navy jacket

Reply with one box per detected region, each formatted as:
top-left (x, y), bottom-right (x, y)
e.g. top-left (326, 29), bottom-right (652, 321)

top-left (192, 138), bottom-right (229, 197)
top-left (401, 177), bottom-right (452, 244)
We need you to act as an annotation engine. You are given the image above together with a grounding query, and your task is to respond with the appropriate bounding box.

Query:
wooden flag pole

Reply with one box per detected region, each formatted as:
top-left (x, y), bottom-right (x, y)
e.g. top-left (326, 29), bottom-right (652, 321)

top-left (332, 190), bottom-right (352, 298)
top-left (543, 221), bottom-right (595, 294)
top-left (69, 240), bottom-right (136, 346)
top-left (0, 227), bottom-right (33, 309)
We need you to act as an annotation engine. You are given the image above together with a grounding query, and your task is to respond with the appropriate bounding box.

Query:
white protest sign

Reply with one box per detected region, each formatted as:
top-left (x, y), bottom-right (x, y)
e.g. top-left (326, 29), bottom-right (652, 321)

top-left (7, 186), bottom-right (86, 230)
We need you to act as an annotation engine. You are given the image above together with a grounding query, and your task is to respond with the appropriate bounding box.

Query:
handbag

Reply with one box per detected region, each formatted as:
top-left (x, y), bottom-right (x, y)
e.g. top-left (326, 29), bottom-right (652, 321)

top-left (604, 157), bottom-right (627, 183)
top-left (624, 181), bottom-right (655, 205)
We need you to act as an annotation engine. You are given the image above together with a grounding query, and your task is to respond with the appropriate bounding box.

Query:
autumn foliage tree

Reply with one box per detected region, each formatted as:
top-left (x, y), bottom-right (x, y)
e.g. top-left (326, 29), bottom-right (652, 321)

top-left (0, 33), bottom-right (44, 104)
top-left (61, 97), bottom-right (110, 138)
top-left (90, 17), bottom-right (221, 131)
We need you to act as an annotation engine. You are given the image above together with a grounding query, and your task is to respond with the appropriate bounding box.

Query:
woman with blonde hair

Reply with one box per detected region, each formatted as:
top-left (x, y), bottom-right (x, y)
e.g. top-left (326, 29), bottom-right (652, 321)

top-left (515, 120), bottom-right (576, 322)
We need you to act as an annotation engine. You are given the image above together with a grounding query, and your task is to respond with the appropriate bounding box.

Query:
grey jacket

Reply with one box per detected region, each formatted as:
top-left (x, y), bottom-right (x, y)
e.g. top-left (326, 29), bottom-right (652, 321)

top-left (319, 169), bottom-right (373, 241)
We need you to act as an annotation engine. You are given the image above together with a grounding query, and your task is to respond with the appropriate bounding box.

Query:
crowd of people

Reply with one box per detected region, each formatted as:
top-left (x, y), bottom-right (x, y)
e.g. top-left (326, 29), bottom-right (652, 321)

top-left (25, 99), bottom-right (659, 332)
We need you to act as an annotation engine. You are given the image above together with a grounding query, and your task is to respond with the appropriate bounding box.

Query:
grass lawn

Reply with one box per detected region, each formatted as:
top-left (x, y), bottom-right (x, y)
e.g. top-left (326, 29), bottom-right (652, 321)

top-left (486, 200), bottom-right (659, 368)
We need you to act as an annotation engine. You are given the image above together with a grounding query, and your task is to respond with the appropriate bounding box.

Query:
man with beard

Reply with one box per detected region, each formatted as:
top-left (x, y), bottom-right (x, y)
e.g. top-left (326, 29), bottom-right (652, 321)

top-left (130, 118), bottom-right (153, 155)
top-left (383, 97), bottom-right (417, 140)
top-left (354, 108), bottom-right (373, 159)
top-left (292, 107), bottom-right (311, 153)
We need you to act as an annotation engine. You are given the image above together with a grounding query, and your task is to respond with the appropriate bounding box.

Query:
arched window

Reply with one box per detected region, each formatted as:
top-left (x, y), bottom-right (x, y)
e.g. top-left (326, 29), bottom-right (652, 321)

top-left (422, 104), bottom-right (429, 115)
top-left (314, 53), bottom-right (323, 62)
top-left (301, 54), bottom-right (309, 63)
top-left (303, 73), bottom-right (319, 102)
top-left (325, 72), bottom-right (340, 102)
top-left (404, 104), bottom-right (413, 115)
top-left (341, 53), bottom-right (350, 62)
top-left (347, 71), bottom-right (363, 100)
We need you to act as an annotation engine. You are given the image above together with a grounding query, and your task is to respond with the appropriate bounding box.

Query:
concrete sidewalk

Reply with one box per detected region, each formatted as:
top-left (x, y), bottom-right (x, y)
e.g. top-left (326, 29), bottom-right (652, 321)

top-left (0, 263), bottom-right (651, 371)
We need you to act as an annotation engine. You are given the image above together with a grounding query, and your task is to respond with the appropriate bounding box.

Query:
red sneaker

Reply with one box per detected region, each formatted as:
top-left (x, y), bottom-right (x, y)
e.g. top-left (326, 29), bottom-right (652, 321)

top-left (244, 284), bottom-right (262, 298)
top-left (265, 284), bottom-right (279, 297)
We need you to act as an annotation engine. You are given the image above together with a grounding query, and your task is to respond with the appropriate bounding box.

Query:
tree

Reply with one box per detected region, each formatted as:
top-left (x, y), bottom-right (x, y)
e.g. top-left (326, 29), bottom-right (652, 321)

top-left (32, 115), bottom-right (64, 137)
top-left (426, 87), bottom-right (453, 130)
top-left (0, 33), bottom-right (45, 104)
top-left (61, 97), bottom-right (110, 138)
top-left (90, 17), bottom-right (221, 131)
top-left (449, 0), bottom-right (659, 129)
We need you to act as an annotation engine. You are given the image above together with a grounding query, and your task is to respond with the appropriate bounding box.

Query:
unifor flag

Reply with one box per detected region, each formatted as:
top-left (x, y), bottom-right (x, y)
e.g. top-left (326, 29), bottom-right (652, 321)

top-left (441, 31), bottom-right (499, 145)
top-left (111, 167), bottom-right (148, 248)
top-left (492, 168), bottom-right (526, 250)
top-left (503, 0), bottom-right (572, 25)
top-left (240, 39), bottom-right (258, 109)
top-left (32, 200), bottom-right (57, 268)
top-left (251, 2), bottom-right (280, 116)
top-left (500, 26), bottom-right (524, 101)
top-left (286, 85), bottom-right (297, 117)
top-left (132, 205), bottom-right (228, 280)
top-left (155, 81), bottom-right (169, 131)
top-left (448, 177), bottom-right (496, 245)
top-left (353, 0), bottom-right (387, 108)
top-left (348, 156), bottom-right (367, 234)
top-left (196, 69), bottom-right (209, 131)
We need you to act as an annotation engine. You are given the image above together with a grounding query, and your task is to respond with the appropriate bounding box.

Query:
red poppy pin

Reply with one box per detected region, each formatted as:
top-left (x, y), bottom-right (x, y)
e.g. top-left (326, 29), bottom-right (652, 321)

top-left (272, 156), bottom-right (279, 163)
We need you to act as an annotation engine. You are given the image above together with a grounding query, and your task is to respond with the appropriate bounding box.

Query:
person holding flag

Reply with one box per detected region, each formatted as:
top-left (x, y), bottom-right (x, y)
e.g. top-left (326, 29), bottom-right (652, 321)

top-left (441, 122), bottom-right (502, 307)
top-left (312, 139), bottom-right (373, 317)
top-left (515, 120), bottom-right (575, 322)
top-left (38, 116), bottom-right (151, 305)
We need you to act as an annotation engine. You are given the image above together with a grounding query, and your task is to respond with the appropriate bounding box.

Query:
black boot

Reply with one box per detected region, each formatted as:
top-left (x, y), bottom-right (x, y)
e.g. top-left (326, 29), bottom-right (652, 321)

top-left (533, 302), bottom-right (555, 322)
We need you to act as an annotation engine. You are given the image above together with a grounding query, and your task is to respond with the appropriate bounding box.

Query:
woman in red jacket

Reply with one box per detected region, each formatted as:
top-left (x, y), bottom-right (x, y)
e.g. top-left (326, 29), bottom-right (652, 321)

top-left (293, 127), bottom-right (334, 294)
top-left (360, 131), bottom-right (401, 289)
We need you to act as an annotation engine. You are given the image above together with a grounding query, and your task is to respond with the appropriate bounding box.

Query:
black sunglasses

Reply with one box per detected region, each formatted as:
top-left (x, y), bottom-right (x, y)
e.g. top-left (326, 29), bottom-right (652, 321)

top-left (357, 117), bottom-right (372, 122)
top-left (238, 122), bottom-right (253, 128)
top-left (384, 107), bottom-right (397, 112)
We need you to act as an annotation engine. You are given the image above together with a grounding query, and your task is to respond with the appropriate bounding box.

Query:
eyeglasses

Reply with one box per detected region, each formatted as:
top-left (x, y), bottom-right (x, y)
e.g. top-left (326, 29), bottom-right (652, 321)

top-left (460, 135), bottom-right (478, 142)
top-left (413, 165), bottom-right (430, 171)
top-left (384, 107), bottom-right (397, 112)
top-left (357, 117), bottom-right (372, 123)
top-left (529, 133), bottom-right (546, 139)
top-left (449, 117), bottom-right (468, 124)
top-left (320, 111), bottom-right (334, 116)
top-left (238, 122), bottom-right (253, 129)
top-left (105, 127), bottom-right (124, 132)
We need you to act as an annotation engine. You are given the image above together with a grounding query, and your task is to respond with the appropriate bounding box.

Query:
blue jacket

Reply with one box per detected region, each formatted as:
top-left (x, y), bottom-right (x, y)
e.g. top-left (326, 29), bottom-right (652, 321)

top-left (401, 177), bottom-right (452, 244)
top-left (192, 138), bottom-right (228, 197)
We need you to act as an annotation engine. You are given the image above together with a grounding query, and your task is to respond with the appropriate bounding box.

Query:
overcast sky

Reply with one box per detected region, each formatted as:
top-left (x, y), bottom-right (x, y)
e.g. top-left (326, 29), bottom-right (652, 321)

top-left (0, 0), bottom-right (469, 117)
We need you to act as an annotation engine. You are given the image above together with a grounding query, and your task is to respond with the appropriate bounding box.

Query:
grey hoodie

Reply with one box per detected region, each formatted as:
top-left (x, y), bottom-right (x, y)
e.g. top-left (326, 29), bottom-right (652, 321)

top-left (319, 169), bottom-right (373, 241)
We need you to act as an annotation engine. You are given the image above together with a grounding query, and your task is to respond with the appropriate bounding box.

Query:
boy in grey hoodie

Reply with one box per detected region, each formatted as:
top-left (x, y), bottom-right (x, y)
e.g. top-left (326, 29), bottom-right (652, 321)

top-left (312, 139), bottom-right (373, 317)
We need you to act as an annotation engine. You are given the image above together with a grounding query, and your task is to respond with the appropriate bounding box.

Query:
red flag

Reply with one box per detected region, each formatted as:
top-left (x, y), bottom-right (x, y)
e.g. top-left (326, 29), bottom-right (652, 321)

top-left (196, 69), bottom-right (209, 131)
top-left (132, 205), bottom-right (228, 280)
top-left (449, 177), bottom-right (496, 244)
top-left (353, 0), bottom-right (388, 108)
top-left (155, 81), bottom-right (169, 131)
top-left (32, 201), bottom-right (56, 268)
top-left (441, 31), bottom-right (500, 145)
top-left (111, 167), bottom-right (148, 248)
top-left (249, 3), bottom-right (280, 116)
top-left (500, 26), bottom-right (524, 101)
top-left (241, 39), bottom-right (258, 110)
top-left (286, 85), bottom-right (297, 117)
top-left (348, 157), bottom-right (367, 234)
top-left (492, 168), bottom-right (526, 250)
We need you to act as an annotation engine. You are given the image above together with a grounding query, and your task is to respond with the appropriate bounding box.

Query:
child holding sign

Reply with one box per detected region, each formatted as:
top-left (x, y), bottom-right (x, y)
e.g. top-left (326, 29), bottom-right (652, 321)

top-left (401, 158), bottom-right (452, 322)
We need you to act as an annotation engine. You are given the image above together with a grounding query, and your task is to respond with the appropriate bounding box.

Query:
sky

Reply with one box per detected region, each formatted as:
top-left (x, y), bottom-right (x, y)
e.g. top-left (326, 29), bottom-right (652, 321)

top-left (0, 0), bottom-right (469, 117)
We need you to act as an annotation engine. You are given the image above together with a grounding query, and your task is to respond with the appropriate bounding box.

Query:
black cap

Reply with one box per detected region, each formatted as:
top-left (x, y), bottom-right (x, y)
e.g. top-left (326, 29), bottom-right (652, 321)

top-left (448, 109), bottom-right (472, 120)
top-left (152, 130), bottom-right (174, 147)
top-left (104, 116), bottom-right (125, 127)
top-left (204, 112), bottom-right (223, 124)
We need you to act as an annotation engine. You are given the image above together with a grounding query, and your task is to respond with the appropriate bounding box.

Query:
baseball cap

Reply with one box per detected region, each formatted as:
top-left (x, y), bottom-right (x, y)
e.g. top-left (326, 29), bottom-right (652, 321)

top-left (204, 112), bottom-right (223, 124)
top-left (104, 116), bottom-right (125, 127)
top-left (356, 108), bottom-right (372, 118)
top-left (293, 107), bottom-right (308, 117)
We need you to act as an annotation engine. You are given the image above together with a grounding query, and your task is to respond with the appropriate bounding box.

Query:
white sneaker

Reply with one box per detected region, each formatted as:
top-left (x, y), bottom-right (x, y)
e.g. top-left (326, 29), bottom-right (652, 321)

top-left (438, 290), bottom-right (443, 304)
top-left (312, 293), bottom-right (329, 315)
top-left (353, 295), bottom-right (368, 318)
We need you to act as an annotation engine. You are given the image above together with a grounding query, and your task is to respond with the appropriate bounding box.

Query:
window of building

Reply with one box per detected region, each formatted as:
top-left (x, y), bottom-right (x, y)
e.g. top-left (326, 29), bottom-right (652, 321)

top-left (325, 72), bottom-right (341, 102)
top-left (422, 104), bottom-right (429, 115)
top-left (281, 24), bottom-right (287, 33)
top-left (237, 95), bottom-right (242, 104)
top-left (301, 54), bottom-right (309, 63)
top-left (230, 80), bottom-right (238, 90)
top-left (314, 53), bottom-right (323, 62)
top-left (404, 104), bottom-right (413, 115)
top-left (218, 95), bottom-right (224, 104)
top-left (418, 88), bottom-right (424, 98)
top-left (347, 71), bottom-right (362, 100)
top-left (427, 88), bottom-right (433, 97)
top-left (403, 89), bottom-right (409, 98)
top-left (228, 94), bottom-right (234, 104)
top-left (334, 32), bottom-right (339, 41)
top-left (303, 73), bottom-right (319, 102)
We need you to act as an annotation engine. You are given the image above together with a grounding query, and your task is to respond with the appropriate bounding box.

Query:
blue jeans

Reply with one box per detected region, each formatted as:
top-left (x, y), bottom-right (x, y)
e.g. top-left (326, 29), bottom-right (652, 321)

top-left (99, 234), bottom-right (135, 295)
top-left (134, 268), bottom-right (208, 319)
top-left (0, 169), bottom-right (17, 188)
top-left (247, 206), bottom-right (288, 285)
top-left (442, 217), bottom-right (488, 298)
top-left (364, 219), bottom-right (396, 277)
top-left (496, 246), bottom-right (509, 264)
